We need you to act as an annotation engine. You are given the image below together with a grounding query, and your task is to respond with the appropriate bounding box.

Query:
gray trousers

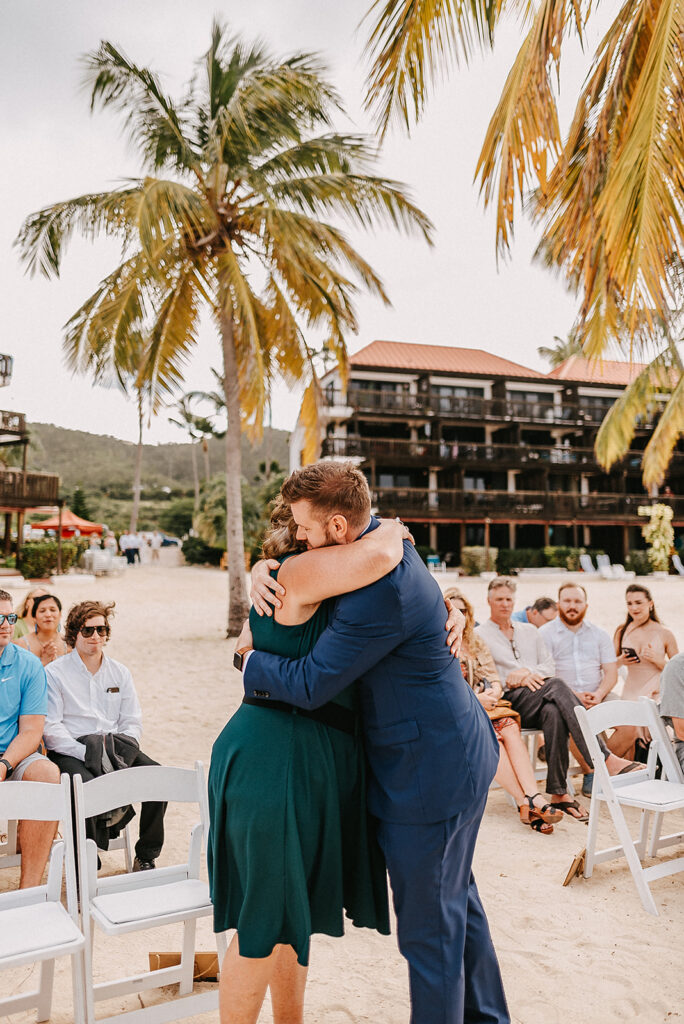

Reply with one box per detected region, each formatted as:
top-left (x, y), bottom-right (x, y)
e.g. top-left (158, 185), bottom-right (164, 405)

top-left (507, 676), bottom-right (607, 794)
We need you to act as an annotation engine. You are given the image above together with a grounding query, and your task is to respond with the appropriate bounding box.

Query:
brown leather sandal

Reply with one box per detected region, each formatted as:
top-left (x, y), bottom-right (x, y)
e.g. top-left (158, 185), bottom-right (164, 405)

top-left (520, 793), bottom-right (563, 825)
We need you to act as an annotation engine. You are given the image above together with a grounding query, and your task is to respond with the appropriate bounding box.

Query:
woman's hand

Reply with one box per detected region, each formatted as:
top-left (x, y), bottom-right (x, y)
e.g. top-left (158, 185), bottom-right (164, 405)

top-left (640, 640), bottom-right (665, 670)
top-left (444, 598), bottom-right (464, 657)
top-left (40, 639), bottom-right (59, 663)
top-left (236, 619), bottom-right (253, 652)
top-left (250, 559), bottom-right (285, 616)
top-left (478, 690), bottom-right (498, 712)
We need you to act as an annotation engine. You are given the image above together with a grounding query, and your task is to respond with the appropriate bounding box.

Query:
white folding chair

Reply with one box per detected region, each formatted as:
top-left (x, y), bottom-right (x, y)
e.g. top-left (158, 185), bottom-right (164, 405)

top-left (575, 698), bottom-right (684, 915)
top-left (73, 762), bottom-right (226, 1024)
top-left (0, 775), bottom-right (86, 1022)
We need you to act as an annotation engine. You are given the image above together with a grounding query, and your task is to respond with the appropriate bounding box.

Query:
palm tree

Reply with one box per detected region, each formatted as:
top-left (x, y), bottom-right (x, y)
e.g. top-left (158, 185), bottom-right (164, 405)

top-left (61, 317), bottom-right (156, 532)
top-left (168, 395), bottom-right (203, 512)
top-left (16, 22), bottom-right (432, 633)
top-left (537, 331), bottom-right (582, 369)
top-left (363, 0), bottom-right (684, 361)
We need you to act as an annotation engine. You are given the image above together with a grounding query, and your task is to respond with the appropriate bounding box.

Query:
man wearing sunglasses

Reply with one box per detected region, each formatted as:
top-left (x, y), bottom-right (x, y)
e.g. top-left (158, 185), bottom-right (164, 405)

top-left (44, 600), bottom-right (166, 871)
top-left (0, 589), bottom-right (61, 887)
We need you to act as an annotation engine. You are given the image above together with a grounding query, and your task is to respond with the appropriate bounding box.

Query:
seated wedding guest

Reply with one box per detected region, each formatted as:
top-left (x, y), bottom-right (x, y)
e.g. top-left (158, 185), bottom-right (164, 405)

top-left (0, 588), bottom-right (60, 888)
top-left (511, 596), bottom-right (557, 627)
top-left (44, 600), bottom-right (166, 871)
top-left (611, 584), bottom-right (678, 759)
top-left (445, 588), bottom-right (562, 835)
top-left (13, 586), bottom-right (48, 640)
top-left (539, 583), bottom-right (618, 795)
top-left (660, 654), bottom-right (684, 773)
top-left (477, 577), bottom-right (642, 822)
top-left (15, 593), bottom-right (68, 667)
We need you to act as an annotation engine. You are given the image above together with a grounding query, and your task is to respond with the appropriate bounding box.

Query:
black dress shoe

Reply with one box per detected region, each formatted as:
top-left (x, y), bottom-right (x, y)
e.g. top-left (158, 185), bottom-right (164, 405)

top-left (133, 856), bottom-right (156, 871)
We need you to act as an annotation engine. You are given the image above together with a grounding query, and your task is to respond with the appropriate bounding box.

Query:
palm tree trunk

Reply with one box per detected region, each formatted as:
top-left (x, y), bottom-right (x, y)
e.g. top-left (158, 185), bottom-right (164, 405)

top-left (129, 397), bottom-right (144, 533)
top-left (202, 438), bottom-right (211, 480)
top-left (190, 442), bottom-right (201, 512)
top-left (220, 311), bottom-right (250, 634)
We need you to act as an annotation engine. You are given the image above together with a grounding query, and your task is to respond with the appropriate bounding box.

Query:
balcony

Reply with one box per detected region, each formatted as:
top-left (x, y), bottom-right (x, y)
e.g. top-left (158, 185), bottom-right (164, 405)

top-left (338, 387), bottom-right (603, 426)
top-left (0, 410), bottom-right (26, 439)
top-left (321, 436), bottom-right (676, 472)
top-left (0, 469), bottom-right (60, 509)
top-left (0, 357), bottom-right (13, 389)
top-left (370, 488), bottom-right (684, 522)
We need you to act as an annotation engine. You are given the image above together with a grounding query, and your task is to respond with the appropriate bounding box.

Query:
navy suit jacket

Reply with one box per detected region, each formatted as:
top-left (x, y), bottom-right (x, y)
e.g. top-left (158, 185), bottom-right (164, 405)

top-left (244, 523), bottom-right (499, 825)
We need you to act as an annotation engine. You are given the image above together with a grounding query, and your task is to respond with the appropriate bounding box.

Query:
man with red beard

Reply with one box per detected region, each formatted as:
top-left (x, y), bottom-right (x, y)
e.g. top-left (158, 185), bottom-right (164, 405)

top-left (539, 583), bottom-right (619, 795)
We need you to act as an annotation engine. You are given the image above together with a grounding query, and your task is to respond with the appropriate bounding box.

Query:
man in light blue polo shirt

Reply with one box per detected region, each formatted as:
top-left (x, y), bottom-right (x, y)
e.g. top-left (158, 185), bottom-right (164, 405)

top-left (0, 588), bottom-right (60, 887)
top-left (511, 596), bottom-right (557, 627)
top-left (539, 582), bottom-right (618, 795)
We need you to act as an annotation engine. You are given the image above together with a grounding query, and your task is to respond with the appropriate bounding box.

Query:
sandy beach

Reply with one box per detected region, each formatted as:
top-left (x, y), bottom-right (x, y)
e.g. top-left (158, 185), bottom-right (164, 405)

top-left (2, 563), bottom-right (683, 1023)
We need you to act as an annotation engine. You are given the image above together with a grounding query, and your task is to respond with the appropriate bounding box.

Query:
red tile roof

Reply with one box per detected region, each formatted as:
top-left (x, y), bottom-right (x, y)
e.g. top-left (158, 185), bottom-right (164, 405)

top-left (350, 340), bottom-right (545, 379)
top-left (548, 355), bottom-right (647, 386)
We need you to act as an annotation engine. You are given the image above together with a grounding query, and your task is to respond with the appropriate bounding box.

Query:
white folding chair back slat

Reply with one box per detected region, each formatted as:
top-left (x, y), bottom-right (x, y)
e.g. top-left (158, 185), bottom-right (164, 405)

top-left (73, 762), bottom-right (225, 1024)
top-left (575, 697), bottom-right (684, 915)
top-left (0, 775), bottom-right (86, 1022)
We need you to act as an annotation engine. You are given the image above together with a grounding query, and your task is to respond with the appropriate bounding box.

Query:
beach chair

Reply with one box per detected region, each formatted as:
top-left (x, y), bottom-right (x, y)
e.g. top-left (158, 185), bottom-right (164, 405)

top-left (596, 553), bottom-right (615, 579)
top-left (73, 762), bottom-right (226, 1024)
top-left (0, 775), bottom-right (86, 1022)
top-left (579, 554), bottom-right (597, 574)
top-left (575, 698), bottom-right (684, 915)
top-left (673, 553), bottom-right (684, 576)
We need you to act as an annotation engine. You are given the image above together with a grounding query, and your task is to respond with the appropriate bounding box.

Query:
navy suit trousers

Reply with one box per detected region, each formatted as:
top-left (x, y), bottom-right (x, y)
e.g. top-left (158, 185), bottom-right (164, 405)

top-left (377, 794), bottom-right (509, 1024)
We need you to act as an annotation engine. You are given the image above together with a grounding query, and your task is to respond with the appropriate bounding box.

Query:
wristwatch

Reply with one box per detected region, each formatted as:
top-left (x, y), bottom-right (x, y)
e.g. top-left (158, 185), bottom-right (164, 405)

top-left (233, 646), bottom-right (252, 672)
top-left (0, 758), bottom-right (14, 778)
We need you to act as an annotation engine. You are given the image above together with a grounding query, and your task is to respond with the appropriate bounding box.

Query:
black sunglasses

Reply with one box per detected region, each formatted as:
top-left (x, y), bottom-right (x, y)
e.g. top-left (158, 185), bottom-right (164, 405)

top-left (0, 613), bottom-right (18, 626)
top-left (80, 625), bottom-right (107, 638)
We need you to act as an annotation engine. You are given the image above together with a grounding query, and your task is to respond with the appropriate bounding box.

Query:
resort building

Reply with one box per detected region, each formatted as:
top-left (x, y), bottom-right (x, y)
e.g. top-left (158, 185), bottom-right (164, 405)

top-left (289, 340), bottom-right (683, 564)
top-left (0, 353), bottom-right (60, 555)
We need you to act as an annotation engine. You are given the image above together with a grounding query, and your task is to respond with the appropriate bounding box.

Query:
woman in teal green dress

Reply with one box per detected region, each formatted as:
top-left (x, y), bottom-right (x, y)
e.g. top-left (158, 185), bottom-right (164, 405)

top-left (208, 500), bottom-right (408, 1024)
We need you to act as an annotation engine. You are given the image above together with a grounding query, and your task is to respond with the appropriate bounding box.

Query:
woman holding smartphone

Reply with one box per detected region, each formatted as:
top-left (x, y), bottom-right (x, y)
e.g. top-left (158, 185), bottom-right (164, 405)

top-left (610, 584), bottom-right (678, 757)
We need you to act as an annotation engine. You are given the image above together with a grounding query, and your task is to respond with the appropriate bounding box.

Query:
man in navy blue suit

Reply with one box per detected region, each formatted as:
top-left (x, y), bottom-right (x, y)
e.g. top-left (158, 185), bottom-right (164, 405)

top-left (236, 461), bottom-right (510, 1024)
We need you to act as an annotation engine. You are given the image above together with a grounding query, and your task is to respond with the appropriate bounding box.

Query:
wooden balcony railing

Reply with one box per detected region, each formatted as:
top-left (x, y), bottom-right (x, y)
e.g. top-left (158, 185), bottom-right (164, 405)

top-left (0, 410), bottom-right (26, 436)
top-left (321, 387), bottom-right (658, 430)
top-left (370, 488), bottom-right (684, 521)
top-left (0, 469), bottom-right (60, 508)
top-left (321, 436), bottom-right (673, 471)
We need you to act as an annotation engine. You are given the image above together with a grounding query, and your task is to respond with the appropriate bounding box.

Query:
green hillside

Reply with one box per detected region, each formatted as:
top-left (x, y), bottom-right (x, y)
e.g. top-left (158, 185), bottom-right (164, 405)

top-left (26, 422), bottom-right (290, 495)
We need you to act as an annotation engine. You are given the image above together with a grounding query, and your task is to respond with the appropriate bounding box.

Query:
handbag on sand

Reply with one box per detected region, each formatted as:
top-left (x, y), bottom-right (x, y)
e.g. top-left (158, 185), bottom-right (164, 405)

top-left (149, 952), bottom-right (219, 982)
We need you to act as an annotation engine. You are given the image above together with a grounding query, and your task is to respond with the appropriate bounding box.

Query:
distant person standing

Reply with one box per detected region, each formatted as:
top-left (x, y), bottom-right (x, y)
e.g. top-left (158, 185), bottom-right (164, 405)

top-left (150, 530), bottom-right (162, 564)
top-left (130, 533), bottom-right (142, 565)
top-left (119, 532), bottom-right (134, 565)
top-left (103, 532), bottom-right (118, 554)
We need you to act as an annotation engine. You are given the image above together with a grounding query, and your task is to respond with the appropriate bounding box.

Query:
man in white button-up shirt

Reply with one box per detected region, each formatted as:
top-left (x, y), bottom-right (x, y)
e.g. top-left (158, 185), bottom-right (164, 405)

top-left (44, 600), bottom-right (165, 871)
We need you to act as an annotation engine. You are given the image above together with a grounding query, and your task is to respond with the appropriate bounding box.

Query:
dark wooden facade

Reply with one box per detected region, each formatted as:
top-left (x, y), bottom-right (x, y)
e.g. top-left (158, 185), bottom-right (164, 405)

top-left (303, 345), bottom-right (682, 564)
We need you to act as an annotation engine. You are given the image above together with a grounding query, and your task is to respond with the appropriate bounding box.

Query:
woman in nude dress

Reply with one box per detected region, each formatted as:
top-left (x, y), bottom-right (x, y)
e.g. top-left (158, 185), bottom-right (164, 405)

top-left (609, 584), bottom-right (678, 757)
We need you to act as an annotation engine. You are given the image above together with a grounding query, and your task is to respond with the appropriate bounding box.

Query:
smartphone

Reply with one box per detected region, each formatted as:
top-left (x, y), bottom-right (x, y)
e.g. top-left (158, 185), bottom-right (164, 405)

top-left (621, 646), bottom-right (640, 662)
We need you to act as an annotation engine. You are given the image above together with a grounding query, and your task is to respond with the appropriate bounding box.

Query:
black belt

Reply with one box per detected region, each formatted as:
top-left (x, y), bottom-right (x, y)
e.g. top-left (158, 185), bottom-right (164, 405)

top-left (242, 696), bottom-right (356, 736)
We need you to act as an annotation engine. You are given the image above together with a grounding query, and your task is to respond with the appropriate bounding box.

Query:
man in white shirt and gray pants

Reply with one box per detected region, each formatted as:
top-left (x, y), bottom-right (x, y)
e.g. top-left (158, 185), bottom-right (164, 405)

top-left (44, 599), bottom-right (165, 871)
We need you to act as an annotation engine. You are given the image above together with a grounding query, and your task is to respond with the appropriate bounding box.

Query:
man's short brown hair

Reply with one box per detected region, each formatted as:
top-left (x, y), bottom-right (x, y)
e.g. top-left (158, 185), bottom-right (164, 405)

top-left (281, 461), bottom-right (371, 531)
top-left (65, 600), bottom-right (115, 649)
top-left (558, 582), bottom-right (587, 600)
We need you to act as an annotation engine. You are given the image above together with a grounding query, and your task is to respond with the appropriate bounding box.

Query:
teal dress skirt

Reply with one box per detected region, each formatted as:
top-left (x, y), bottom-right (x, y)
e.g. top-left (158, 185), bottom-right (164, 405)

top-left (207, 593), bottom-right (390, 967)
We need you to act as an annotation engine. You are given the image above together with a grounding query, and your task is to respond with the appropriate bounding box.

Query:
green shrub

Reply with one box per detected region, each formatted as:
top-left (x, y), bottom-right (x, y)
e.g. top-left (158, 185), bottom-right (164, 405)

top-left (461, 546), bottom-right (498, 575)
top-left (158, 498), bottom-right (195, 538)
top-left (543, 546), bottom-right (584, 571)
top-left (496, 548), bottom-right (545, 574)
top-left (181, 536), bottom-right (224, 566)
top-left (625, 549), bottom-right (651, 575)
top-left (18, 541), bottom-right (79, 579)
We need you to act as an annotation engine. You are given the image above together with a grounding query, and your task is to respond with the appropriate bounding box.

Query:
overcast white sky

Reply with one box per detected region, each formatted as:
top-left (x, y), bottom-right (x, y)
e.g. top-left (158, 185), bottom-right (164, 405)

top-left (1, 1), bottom-right (598, 445)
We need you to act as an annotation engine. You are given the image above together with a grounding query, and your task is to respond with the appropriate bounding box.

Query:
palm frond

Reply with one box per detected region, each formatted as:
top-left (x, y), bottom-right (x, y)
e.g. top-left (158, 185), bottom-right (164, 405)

top-left (595, 341), bottom-right (682, 471)
top-left (84, 41), bottom-right (201, 175)
top-left (364, 0), bottom-right (502, 137)
top-left (135, 177), bottom-right (212, 262)
top-left (299, 379), bottom-right (322, 465)
top-left (475, 0), bottom-right (571, 258)
top-left (15, 185), bottom-right (143, 277)
top-left (144, 266), bottom-right (203, 408)
top-left (641, 369), bottom-right (684, 487)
